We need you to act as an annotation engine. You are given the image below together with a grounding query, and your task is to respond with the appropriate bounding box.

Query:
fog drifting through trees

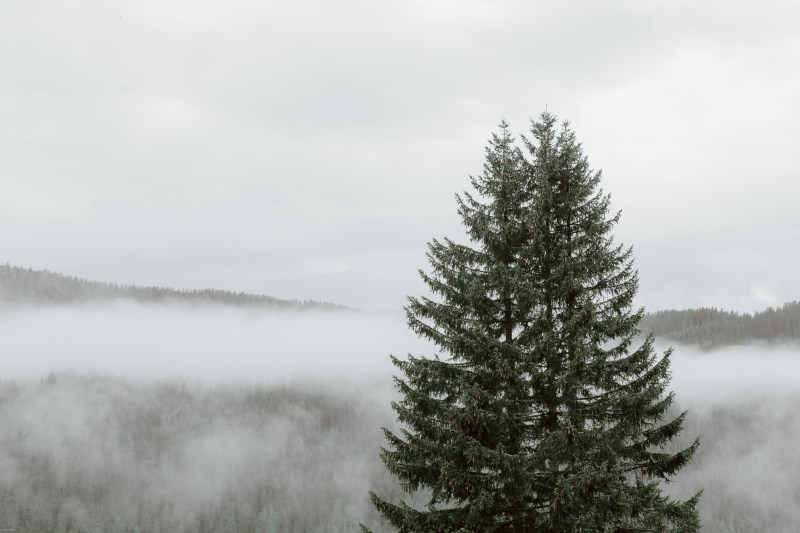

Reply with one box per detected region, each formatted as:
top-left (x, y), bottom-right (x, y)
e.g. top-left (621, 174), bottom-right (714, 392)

top-left (1, 303), bottom-right (799, 531)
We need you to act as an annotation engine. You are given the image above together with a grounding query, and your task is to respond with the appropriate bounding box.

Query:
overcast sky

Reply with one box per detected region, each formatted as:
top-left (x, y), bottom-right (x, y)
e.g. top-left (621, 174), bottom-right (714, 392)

top-left (1, 0), bottom-right (798, 312)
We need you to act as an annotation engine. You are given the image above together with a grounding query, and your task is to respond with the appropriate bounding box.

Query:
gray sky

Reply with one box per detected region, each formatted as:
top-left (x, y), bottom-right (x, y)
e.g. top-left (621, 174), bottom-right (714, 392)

top-left (1, 0), bottom-right (798, 312)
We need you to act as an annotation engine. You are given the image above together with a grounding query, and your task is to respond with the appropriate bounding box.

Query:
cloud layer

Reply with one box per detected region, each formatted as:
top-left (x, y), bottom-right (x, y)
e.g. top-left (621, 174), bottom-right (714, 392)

top-left (1, 0), bottom-right (799, 310)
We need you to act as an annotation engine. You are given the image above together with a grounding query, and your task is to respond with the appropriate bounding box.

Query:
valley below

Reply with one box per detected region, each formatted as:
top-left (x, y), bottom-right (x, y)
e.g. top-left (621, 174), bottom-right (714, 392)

top-left (1, 302), bottom-right (798, 532)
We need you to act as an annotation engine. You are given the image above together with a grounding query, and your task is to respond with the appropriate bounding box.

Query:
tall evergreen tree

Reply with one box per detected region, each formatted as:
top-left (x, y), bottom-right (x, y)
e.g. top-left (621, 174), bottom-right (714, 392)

top-left (364, 114), bottom-right (700, 532)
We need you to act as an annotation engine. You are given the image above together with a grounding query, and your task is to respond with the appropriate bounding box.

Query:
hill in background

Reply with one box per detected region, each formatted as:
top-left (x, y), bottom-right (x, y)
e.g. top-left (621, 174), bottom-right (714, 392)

top-left (0, 263), bottom-right (349, 311)
top-left (640, 302), bottom-right (800, 349)
top-left (2, 263), bottom-right (798, 348)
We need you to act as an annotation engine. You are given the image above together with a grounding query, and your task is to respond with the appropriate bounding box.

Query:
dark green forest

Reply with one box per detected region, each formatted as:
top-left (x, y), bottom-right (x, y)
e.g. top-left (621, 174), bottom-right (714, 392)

top-left (0, 264), bottom-right (348, 311)
top-left (640, 302), bottom-right (800, 348)
top-left (0, 374), bottom-right (797, 533)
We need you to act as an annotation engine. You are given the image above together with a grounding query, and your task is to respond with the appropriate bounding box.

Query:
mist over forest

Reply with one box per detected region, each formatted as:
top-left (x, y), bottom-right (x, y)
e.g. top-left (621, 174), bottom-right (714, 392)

top-left (3, 0), bottom-right (799, 529)
top-left (1, 268), bottom-right (799, 532)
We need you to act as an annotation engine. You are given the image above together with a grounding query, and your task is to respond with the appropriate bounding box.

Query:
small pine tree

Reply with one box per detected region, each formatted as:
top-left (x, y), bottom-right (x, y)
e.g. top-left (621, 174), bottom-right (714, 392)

top-left (364, 114), bottom-right (700, 532)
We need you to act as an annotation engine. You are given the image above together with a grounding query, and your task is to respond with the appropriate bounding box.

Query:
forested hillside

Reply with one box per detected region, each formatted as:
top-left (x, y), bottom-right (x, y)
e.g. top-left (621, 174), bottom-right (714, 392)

top-left (640, 301), bottom-right (800, 348)
top-left (0, 375), bottom-right (404, 533)
top-left (0, 264), bottom-right (347, 311)
top-left (0, 374), bottom-right (796, 533)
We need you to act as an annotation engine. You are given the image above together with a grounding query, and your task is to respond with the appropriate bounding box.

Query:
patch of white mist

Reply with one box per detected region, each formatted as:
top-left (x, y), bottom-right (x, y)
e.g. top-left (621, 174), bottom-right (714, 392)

top-left (0, 302), bottom-right (435, 386)
top-left (659, 340), bottom-right (800, 408)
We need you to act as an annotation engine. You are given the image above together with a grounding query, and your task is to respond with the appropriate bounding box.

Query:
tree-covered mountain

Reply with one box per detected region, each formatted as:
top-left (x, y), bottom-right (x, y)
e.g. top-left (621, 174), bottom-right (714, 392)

top-left (640, 302), bottom-right (800, 348)
top-left (0, 263), bottom-right (349, 311)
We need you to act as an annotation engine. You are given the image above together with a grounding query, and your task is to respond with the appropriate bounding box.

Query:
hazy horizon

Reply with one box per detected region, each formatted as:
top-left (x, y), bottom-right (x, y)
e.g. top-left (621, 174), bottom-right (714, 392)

top-left (2, 300), bottom-right (798, 409)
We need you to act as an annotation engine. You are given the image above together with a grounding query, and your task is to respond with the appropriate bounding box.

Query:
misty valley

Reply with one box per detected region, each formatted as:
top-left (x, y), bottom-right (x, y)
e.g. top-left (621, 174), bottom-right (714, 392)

top-left (0, 375), bottom-right (398, 533)
top-left (0, 373), bottom-right (797, 533)
top-left (5, 0), bottom-right (800, 529)
top-left (1, 266), bottom-right (800, 532)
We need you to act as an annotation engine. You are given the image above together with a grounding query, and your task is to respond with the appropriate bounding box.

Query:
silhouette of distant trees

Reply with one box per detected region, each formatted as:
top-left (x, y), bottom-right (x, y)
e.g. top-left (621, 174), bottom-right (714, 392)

top-left (640, 301), bottom-right (800, 348)
top-left (0, 264), bottom-right (349, 311)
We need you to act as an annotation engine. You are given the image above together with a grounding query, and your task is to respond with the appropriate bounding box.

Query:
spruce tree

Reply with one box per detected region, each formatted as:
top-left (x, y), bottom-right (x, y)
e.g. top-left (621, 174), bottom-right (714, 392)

top-left (364, 113), bottom-right (701, 532)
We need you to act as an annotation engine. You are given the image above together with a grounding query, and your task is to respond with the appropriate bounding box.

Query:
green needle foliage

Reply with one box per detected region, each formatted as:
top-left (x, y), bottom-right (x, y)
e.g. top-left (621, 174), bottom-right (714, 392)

top-left (364, 113), bottom-right (701, 533)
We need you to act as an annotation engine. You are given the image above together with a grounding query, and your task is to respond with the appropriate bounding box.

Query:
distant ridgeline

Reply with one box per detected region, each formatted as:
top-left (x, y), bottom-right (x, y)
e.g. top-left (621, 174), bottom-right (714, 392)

top-left (0, 263), bottom-right (349, 311)
top-left (640, 302), bottom-right (800, 349)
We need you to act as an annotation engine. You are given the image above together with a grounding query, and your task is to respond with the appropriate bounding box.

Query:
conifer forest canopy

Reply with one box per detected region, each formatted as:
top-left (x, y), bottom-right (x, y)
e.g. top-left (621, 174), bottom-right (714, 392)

top-left (366, 113), bottom-right (701, 532)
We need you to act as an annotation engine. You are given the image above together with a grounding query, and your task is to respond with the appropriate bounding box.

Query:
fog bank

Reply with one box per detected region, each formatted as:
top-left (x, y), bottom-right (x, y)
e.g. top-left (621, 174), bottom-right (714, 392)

top-left (0, 302), bottom-right (433, 386)
top-left (663, 341), bottom-right (800, 408)
top-left (3, 302), bottom-right (798, 409)
top-left (1, 304), bottom-right (799, 532)
top-left (0, 375), bottom-right (402, 532)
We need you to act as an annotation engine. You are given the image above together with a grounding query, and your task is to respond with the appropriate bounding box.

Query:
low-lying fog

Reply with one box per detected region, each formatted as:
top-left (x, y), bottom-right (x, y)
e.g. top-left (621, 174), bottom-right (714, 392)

top-left (1, 302), bottom-right (798, 532)
top-left (3, 301), bottom-right (799, 404)
top-left (667, 340), bottom-right (800, 407)
top-left (0, 302), bottom-right (424, 385)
